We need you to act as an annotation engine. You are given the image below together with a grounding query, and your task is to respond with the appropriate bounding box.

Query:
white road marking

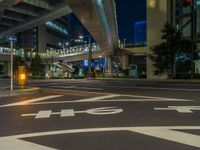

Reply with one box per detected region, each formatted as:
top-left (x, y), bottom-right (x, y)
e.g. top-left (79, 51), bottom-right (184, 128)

top-left (52, 86), bottom-right (102, 90)
top-left (35, 110), bottom-right (52, 118)
top-left (154, 106), bottom-right (200, 113)
top-left (18, 98), bottom-right (192, 106)
top-left (0, 95), bottom-right (63, 108)
top-left (46, 88), bottom-right (192, 101)
top-left (79, 84), bottom-right (200, 92)
top-left (76, 94), bottom-right (119, 102)
top-left (0, 138), bottom-right (56, 150)
top-left (61, 109), bottom-right (75, 117)
top-left (21, 107), bottom-right (123, 119)
top-left (1, 126), bottom-right (200, 148)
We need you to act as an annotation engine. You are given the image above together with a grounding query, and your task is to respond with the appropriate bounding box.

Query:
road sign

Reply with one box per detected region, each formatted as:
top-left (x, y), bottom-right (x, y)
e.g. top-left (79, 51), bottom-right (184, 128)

top-left (7, 36), bottom-right (17, 43)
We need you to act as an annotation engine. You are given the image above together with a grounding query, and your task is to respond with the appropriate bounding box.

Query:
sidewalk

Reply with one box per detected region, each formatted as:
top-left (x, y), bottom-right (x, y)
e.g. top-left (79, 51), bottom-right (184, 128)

top-left (0, 87), bottom-right (41, 98)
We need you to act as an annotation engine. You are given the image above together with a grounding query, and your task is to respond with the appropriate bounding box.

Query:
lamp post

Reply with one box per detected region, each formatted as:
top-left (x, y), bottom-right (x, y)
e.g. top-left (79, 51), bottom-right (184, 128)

top-left (79, 35), bottom-right (92, 78)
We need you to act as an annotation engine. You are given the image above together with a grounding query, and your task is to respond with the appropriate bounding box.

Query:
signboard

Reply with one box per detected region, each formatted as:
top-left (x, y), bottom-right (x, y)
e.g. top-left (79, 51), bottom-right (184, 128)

top-left (7, 36), bottom-right (17, 43)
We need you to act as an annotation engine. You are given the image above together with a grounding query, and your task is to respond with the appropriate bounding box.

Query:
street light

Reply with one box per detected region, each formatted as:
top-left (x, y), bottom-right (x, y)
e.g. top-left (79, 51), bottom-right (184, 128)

top-left (79, 35), bottom-right (92, 78)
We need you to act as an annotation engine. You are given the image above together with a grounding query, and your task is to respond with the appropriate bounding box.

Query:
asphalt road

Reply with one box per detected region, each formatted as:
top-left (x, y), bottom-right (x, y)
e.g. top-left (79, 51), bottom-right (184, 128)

top-left (1, 79), bottom-right (200, 149)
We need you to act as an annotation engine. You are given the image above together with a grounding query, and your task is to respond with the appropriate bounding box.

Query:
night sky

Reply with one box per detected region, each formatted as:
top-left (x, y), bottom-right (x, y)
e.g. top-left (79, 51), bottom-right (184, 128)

top-left (69, 0), bottom-right (146, 43)
top-left (115, 0), bottom-right (146, 43)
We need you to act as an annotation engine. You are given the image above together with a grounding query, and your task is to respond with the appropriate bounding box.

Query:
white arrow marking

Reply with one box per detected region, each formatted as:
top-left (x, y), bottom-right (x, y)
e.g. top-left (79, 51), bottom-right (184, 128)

top-left (154, 106), bottom-right (200, 113)
top-left (1, 126), bottom-right (200, 148)
top-left (0, 95), bottom-right (63, 108)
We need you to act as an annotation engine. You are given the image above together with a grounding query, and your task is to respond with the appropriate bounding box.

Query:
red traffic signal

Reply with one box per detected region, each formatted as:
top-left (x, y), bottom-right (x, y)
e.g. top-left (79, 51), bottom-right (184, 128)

top-left (183, 0), bottom-right (191, 7)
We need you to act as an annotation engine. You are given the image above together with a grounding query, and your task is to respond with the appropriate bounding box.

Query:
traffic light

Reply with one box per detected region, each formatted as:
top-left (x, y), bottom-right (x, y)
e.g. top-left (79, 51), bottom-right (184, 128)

top-left (183, 0), bottom-right (191, 7)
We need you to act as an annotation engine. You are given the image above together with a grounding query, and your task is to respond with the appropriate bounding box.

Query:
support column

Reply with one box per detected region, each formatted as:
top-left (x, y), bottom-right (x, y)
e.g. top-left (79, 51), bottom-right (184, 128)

top-left (107, 57), bottom-right (113, 74)
top-left (146, 0), bottom-right (168, 79)
top-left (121, 55), bottom-right (128, 70)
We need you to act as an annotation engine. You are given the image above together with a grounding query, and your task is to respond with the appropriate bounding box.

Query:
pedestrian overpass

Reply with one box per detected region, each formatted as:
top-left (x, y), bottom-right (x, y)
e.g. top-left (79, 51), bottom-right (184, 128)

top-left (0, 0), bottom-right (119, 56)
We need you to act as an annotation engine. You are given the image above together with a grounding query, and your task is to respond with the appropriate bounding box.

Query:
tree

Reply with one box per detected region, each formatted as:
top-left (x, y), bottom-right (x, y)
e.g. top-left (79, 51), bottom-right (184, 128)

top-left (13, 56), bottom-right (24, 73)
top-left (149, 23), bottom-right (196, 78)
top-left (30, 54), bottom-right (45, 77)
top-left (0, 64), bottom-right (3, 75)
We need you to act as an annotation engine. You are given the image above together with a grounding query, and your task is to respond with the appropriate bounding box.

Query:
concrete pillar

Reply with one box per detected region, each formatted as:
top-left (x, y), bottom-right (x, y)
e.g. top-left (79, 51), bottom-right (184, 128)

top-left (146, 0), bottom-right (168, 79)
top-left (107, 57), bottom-right (113, 74)
top-left (121, 55), bottom-right (128, 70)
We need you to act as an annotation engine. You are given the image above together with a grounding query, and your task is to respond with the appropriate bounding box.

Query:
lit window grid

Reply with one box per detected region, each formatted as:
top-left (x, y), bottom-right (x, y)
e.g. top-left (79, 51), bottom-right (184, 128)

top-left (46, 21), bottom-right (68, 35)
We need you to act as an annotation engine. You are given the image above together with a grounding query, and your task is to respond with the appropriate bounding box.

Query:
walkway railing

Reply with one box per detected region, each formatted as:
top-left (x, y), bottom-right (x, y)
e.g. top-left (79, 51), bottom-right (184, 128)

top-left (0, 47), bottom-right (24, 57)
top-left (39, 44), bottom-right (101, 59)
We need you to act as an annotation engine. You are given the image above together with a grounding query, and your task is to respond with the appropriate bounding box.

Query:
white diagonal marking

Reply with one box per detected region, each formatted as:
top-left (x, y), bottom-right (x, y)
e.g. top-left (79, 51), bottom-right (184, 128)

top-left (0, 95), bottom-right (63, 108)
top-left (1, 126), bottom-right (200, 148)
top-left (0, 138), bottom-right (56, 150)
top-left (75, 94), bottom-right (119, 102)
top-left (131, 127), bottom-right (200, 148)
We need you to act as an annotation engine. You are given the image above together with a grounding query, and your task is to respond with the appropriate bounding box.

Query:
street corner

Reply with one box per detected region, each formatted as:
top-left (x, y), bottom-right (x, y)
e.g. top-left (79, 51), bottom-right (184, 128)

top-left (0, 87), bottom-right (41, 98)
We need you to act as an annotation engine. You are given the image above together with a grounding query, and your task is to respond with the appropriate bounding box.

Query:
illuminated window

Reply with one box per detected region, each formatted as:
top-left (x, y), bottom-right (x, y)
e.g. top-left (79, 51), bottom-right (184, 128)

top-left (46, 21), bottom-right (68, 35)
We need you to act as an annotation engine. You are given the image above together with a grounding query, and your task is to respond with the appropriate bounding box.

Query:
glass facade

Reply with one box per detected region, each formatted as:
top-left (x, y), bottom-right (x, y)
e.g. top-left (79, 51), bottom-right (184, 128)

top-left (175, 0), bottom-right (200, 39)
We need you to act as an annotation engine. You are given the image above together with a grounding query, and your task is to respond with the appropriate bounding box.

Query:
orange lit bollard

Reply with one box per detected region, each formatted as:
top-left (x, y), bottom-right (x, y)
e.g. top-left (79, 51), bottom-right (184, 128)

top-left (18, 66), bottom-right (26, 89)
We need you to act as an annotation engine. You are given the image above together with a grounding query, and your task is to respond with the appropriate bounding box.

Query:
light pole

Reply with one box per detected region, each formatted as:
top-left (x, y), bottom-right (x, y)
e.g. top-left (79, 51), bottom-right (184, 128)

top-left (79, 35), bottom-right (92, 78)
top-left (7, 36), bottom-right (17, 91)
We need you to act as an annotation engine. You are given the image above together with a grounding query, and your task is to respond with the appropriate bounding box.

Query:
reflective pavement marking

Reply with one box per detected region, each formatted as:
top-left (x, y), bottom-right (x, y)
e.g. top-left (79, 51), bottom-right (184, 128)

top-left (154, 106), bottom-right (200, 113)
top-left (21, 107), bottom-right (123, 119)
top-left (1, 126), bottom-right (200, 148)
top-left (0, 95), bottom-right (63, 108)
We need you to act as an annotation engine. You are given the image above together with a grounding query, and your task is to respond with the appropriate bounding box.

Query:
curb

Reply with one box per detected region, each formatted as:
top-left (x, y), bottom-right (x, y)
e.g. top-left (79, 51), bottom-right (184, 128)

top-left (0, 87), bottom-right (41, 98)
